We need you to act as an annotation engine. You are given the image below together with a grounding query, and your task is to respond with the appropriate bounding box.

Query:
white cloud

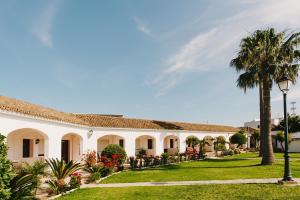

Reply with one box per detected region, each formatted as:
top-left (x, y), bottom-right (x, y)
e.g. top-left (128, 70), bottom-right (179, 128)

top-left (152, 0), bottom-right (300, 95)
top-left (32, 0), bottom-right (61, 48)
top-left (133, 17), bottom-right (153, 36)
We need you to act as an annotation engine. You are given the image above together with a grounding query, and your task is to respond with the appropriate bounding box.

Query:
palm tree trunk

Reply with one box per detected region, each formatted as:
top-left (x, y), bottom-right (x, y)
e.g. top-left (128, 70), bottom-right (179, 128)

top-left (259, 81), bottom-right (264, 157)
top-left (261, 77), bottom-right (275, 165)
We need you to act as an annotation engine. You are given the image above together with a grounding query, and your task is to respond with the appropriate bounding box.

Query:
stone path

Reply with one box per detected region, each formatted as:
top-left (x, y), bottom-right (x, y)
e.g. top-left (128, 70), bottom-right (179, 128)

top-left (81, 178), bottom-right (300, 188)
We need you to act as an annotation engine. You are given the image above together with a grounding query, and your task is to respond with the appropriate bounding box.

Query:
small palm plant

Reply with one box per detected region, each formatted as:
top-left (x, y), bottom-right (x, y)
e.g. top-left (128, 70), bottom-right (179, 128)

top-left (46, 158), bottom-right (82, 194)
top-left (9, 174), bottom-right (37, 200)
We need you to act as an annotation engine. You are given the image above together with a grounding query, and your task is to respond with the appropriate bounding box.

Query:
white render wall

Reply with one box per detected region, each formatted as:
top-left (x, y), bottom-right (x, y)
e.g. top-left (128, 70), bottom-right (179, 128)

top-left (0, 111), bottom-right (234, 163)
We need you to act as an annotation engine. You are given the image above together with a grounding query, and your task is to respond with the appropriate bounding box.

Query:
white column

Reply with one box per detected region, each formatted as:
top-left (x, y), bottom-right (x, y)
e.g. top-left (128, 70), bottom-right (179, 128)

top-left (48, 135), bottom-right (61, 159)
top-left (83, 132), bottom-right (97, 154)
top-left (125, 134), bottom-right (136, 157)
top-left (155, 136), bottom-right (164, 156)
top-left (179, 135), bottom-right (187, 153)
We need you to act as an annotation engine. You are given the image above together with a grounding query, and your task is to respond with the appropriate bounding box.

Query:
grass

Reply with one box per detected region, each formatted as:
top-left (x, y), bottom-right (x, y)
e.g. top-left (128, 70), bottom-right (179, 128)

top-left (224, 152), bottom-right (300, 159)
top-left (58, 184), bottom-right (300, 200)
top-left (102, 159), bottom-right (300, 183)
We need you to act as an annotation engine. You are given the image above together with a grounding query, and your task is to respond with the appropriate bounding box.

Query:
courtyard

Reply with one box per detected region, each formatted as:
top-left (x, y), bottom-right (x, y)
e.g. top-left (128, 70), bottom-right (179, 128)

top-left (57, 153), bottom-right (300, 199)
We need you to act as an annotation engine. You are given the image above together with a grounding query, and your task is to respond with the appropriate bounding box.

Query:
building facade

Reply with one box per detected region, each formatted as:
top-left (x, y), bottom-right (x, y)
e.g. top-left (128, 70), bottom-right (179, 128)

top-left (0, 96), bottom-right (238, 164)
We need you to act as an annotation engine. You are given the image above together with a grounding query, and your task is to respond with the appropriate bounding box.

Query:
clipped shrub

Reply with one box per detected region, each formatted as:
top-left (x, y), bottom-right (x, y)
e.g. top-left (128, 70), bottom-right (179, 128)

top-left (161, 153), bottom-right (169, 165)
top-left (129, 157), bottom-right (135, 169)
top-left (0, 133), bottom-right (14, 200)
top-left (234, 149), bottom-right (241, 154)
top-left (101, 144), bottom-right (127, 165)
top-left (230, 132), bottom-right (247, 148)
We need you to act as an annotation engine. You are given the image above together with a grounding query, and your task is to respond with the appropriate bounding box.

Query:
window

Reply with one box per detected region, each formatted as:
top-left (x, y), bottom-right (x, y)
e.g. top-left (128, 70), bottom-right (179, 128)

top-left (147, 139), bottom-right (153, 149)
top-left (170, 139), bottom-right (174, 148)
top-left (119, 139), bottom-right (124, 148)
top-left (23, 139), bottom-right (33, 158)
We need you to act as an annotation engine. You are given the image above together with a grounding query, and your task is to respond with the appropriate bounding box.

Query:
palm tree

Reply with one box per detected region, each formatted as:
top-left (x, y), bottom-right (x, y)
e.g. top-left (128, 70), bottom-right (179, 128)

top-left (231, 28), bottom-right (300, 165)
top-left (46, 158), bottom-right (82, 193)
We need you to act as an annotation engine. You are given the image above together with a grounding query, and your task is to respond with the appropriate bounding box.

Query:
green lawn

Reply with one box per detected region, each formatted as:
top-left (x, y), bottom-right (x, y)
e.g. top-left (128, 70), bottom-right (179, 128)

top-left (58, 184), bottom-right (300, 200)
top-left (102, 159), bottom-right (300, 183)
top-left (225, 152), bottom-right (300, 159)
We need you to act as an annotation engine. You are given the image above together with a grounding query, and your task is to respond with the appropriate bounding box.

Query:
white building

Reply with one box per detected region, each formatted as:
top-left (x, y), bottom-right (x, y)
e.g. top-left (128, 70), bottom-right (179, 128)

top-left (244, 118), bottom-right (282, 129)
top-left (0, 96), bottom-right (238, 164)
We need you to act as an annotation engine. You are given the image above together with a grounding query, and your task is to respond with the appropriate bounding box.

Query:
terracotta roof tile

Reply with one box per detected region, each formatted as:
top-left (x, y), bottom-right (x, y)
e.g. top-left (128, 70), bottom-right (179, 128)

top-left (0, 96), bottom-right (238, 132)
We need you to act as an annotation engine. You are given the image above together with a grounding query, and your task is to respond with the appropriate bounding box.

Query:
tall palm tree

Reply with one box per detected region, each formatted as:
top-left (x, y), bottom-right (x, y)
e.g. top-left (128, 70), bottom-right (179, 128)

top-left (231, 28), bottom-right (300, 165)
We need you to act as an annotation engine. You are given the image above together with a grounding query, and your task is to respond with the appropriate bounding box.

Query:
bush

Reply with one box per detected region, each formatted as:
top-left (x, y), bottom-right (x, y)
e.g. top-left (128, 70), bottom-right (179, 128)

top-left (82, 150), bottom-right (97, 168)
top-left (161, 153), bottom-right (169, 165)
top-left (46, 159), bottom-right (82, 195)
top-left (223, 149), bottom-right (234, 156)
top-left (129, 157), bottom-right (135, 169)
top-left (101, 144), bottom-right (127, 166)
top-left (0, 134), bottom-right (14, 200)
top-left (9, 173), bottom-right (37, 200)
top-left (138, 149), bottom-right (147, 157)
top-left (90, 172), bottom-right (101, 182)
top-left (101, 167), bottom-right (112, 177)
top-left (234, 149), bottom-right (241, 154)
top-left (69, 173), bottom-right (81, 189)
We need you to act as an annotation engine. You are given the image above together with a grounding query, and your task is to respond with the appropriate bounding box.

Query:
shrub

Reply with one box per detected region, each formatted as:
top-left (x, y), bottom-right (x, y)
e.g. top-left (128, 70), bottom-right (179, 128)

top-left (234, 149), bottom-right (241, 154)
top-left (214, 136), bottom-right (227, 151)
top-left (161, 153), bottom-right (169, 164)
top-left (46, 159), bottom-right (82, 194)
top-left (84, 164), bottom-right (103, 183)
top-left (69, 172), bottom-right (81, 189)
top-left (144, 156), bottom-right (151, 167)
top-left (179, 153), bottom-right (186, 161)
top-left (129, 157), bottom-right (135, 169)
top-left (101, 167), bottom-right (112, 177)
top-left (223, 149), bottom-right (234, 156)
top-left (9, 173), bottom-right (37, 200)
top-left (101, 144), bottom-right (127, 166)
top-left (17, 159), bottom-right (48, 195)
top-left (153, 156), bottom-right (160, 166)
top-left (82, 150), bottom-right (97, 168)
top-left (0, 134), bottom-right (14, 200)
top-left (138, 149), bottom-right (147, 157)
top-left (90, 172), bottom-right (101, 182)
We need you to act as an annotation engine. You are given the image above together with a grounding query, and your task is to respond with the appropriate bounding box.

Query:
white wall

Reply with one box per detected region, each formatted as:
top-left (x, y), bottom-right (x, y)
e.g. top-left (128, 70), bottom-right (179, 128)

top-left (0, 111), bottom-right (235, 162)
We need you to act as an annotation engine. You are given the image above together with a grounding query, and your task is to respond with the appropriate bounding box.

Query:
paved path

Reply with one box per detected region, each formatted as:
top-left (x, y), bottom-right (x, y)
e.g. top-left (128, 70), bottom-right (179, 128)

top-left (81, 178), bottom-right (300, 188)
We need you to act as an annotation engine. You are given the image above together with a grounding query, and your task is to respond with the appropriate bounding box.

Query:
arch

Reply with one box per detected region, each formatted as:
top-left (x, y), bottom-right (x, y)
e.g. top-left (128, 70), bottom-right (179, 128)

top-left (163, 135), bottom-right (179, 155)
top-left (203, 135), bottom-right (215, 152)
top-left (135, 135), bottom-right (156, 156)
top-left (61, 133), bottom-right (83, 162)
top-left (97, 135), bottom-right (125, 157)
top-left (7, 128), bottom-right (49, 164)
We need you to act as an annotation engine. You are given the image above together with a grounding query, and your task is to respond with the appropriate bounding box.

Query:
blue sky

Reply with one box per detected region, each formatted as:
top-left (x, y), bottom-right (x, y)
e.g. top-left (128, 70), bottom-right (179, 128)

top-left (0, 0), bottom-right (300, 126)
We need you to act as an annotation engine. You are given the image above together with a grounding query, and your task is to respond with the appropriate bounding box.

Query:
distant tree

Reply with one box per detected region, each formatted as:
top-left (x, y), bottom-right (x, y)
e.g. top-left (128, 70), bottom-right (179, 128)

top-left (279, 115), bottom-right (300, 133)
top-left (0, 133), bottom-right (14, 200)
top-left (230, 131), bottom-right (247, 148)
top-left (275, 131), bottom-right (292, 151)
top-left (185, 136), bottom-right (200, 150)
top-left (214, 136), bottom-right (227, 151)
